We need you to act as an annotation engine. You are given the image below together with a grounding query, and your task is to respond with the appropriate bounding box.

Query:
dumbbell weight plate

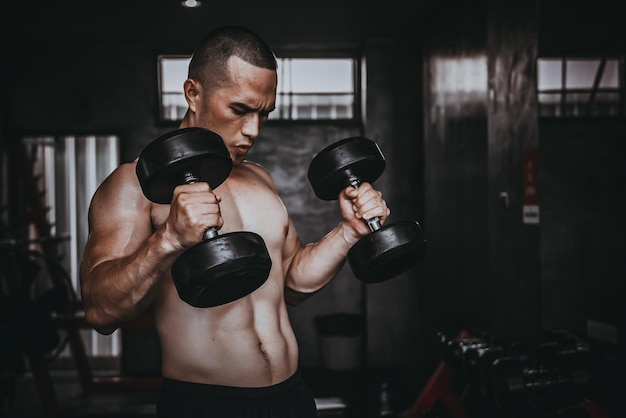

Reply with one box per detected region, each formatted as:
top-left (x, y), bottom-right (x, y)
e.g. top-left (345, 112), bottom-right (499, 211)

top-left (136, 127), bottom-right (233, 204)
top-left (347, 220), bottom-right (426, 283)
top-left (172, 231), bottom-right (272, 307)
top-left (308, 136), bottom-right (386, 201)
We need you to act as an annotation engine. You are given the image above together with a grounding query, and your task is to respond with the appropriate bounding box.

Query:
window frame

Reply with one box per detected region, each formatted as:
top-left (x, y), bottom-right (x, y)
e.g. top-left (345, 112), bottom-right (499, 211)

top-left (155, 49), bottom-right (364, 126)
top-left (536, 55), bottom-right (625, 119)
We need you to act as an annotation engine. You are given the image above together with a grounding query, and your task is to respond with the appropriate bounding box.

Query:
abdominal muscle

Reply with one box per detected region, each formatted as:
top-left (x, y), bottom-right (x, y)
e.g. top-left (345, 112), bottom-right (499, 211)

top-left (152, 269), bottom-right (299, 387)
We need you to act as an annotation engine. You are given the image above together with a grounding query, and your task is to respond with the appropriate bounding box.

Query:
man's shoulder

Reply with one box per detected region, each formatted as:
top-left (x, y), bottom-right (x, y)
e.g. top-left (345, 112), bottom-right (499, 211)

top-left (238, 160), bottom-right (278, 192)
top-left (238, 160), bottom-right (272, 181)
top-left (95, 159), bottom-right (142, 196)
top-left (241, 159), bottom-right (268, 173)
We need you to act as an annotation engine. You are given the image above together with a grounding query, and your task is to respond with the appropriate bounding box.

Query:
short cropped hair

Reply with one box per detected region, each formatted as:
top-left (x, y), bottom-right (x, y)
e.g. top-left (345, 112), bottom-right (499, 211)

top-left (188, 25), bottom-right (277, 92)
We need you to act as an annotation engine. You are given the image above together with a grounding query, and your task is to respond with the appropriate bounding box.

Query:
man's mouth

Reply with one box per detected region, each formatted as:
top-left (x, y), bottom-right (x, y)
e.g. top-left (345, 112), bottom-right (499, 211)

top-left (234, 144), bottom-right (250, 154)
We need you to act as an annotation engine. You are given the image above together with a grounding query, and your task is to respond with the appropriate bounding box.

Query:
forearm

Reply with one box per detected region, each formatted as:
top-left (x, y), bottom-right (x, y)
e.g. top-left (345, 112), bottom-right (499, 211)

top-left (81, 229), bottom-right (179, 334)
top-left (285, 222), bottom-right (358, 303)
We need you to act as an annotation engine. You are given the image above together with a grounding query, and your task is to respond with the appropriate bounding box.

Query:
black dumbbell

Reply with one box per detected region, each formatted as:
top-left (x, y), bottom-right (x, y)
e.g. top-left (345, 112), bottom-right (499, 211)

top-left (307, 137), bottom-right (427, 283)
top-left (135, 127), bottom-right (272, 307)
top-left (489, 349), bottom-right (590, 413)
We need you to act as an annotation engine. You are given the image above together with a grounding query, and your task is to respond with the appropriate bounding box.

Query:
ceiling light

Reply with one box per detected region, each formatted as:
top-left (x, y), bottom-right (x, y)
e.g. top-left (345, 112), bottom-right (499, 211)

top-left (181, 0), bottom-right (201, 8)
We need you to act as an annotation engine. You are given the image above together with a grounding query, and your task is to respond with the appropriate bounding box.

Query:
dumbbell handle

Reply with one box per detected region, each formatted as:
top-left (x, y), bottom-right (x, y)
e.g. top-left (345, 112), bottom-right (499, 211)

top-left (183, 172), bottom-right (219, 240)
top-left (349, 176), bottom-right (382, 232)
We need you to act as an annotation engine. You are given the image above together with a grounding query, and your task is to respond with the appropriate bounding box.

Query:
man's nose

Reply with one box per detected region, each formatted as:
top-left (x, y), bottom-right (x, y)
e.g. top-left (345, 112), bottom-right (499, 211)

top-left (241, 113), bottom-right (260, 138)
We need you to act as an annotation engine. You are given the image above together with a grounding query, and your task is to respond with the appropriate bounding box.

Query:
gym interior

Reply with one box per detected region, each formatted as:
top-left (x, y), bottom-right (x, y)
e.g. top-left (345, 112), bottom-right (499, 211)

top-left (1, 0), bottom-right (625, 417)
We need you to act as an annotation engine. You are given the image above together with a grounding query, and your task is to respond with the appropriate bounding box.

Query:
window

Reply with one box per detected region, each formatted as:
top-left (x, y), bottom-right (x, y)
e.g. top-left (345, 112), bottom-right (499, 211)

top-left (157, 55), bottom-right (360, 122)
top-left (274, 58), bottom-right (356, 120)
top-left (157, 55), bottom-right (190, 121)
top-left (537, 57), bottom-right (624, 118)
top-left (20, 134), bottom-right (120, 361)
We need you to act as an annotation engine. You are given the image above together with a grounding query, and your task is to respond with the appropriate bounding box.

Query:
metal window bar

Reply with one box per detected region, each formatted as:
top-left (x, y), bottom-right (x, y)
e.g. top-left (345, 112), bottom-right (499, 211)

top-left (560, 58), bottom-right (567, 117)
top-left (277, 92), bottom-right (353, 120)
top-left (586, 57), bottom-right (607, 116)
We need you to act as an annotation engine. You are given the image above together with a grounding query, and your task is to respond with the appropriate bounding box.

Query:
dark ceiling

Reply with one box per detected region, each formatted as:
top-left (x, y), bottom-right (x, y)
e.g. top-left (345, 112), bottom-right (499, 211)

top-left (1, 0), bottom-right (624, 55)
top-left (0, 0), bottom-right (434, 47)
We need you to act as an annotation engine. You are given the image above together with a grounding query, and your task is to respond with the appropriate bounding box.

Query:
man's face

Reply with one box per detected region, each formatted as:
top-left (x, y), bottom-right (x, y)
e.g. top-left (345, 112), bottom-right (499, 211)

top-left (197, 56), bottom-right (277, 166)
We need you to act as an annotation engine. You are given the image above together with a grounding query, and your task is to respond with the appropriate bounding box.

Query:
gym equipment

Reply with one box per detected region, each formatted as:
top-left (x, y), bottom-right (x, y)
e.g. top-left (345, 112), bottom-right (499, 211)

top-left (409, 330), bottom-right (609, 418)
top-left (405, 330), bottom-right (473, 418)
top-left (136, 127), bottom-right (272, 308)
top-left (489, 349), bottom-right (590, 414)
top-left (307, 137), bottom-right (426, 283)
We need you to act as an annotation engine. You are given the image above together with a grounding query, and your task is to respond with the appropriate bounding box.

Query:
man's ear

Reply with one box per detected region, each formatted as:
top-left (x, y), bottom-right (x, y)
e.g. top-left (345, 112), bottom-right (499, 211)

top-left (183, 78), bottom-right (201, 113)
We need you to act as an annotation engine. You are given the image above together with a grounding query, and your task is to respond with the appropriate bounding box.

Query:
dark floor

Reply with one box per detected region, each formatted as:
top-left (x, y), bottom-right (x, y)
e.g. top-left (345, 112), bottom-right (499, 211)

top-left (3, 366), bottom-right (426, 418)
top-left (7, 370), bottom-right (158, 418)
top-left (3, 358), bottom-right (624, 418)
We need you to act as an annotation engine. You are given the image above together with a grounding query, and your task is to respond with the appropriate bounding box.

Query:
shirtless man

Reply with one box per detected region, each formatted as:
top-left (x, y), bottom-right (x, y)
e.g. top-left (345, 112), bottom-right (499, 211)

top-left (80, 25), bottom-right (390, 418)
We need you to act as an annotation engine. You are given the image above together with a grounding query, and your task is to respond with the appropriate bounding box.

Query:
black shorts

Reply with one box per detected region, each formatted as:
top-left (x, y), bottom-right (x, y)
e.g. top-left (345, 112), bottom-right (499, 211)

top-left (156, 369), bottom-right (318, 418)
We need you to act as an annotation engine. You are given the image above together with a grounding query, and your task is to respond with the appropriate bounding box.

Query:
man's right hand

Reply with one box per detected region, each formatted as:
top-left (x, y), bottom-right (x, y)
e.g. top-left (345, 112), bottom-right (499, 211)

top-left (165, 182), bottom-right (223, 249)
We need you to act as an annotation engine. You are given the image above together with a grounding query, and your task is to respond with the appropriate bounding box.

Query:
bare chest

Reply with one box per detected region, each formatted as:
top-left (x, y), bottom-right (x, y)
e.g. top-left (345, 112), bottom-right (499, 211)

top-left (150, 177), bottom-right (288, 248)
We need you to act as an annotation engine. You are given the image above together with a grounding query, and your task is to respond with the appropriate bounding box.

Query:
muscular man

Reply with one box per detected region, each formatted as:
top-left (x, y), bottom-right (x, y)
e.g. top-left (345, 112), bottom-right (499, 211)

top-left (80, 25), bottom-right (389, 418)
